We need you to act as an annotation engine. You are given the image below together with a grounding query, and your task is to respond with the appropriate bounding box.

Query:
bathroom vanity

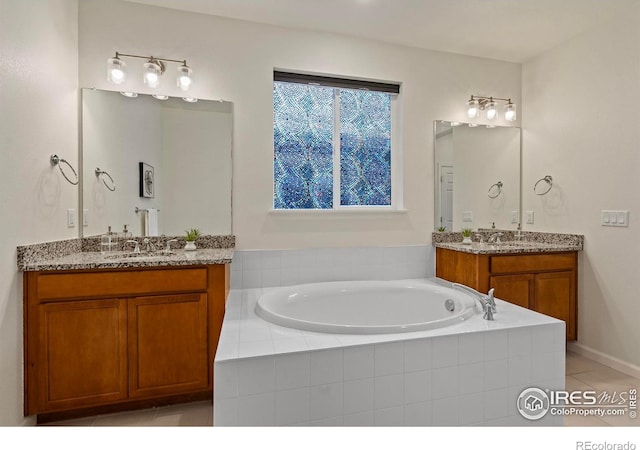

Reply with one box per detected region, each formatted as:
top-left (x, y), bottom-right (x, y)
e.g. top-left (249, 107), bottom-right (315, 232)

top-left (18, 238), bottom-right (233, 423)
top-left (433, 231), bottom-right (583, 340)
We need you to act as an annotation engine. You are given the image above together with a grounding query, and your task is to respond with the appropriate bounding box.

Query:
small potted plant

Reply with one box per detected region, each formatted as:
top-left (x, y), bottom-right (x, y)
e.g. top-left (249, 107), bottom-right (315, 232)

top-left (461, 228), bottom-right (473, 245)
top-left (437, 226), bottom-right (446, 232)
top-left (184, 228), bottom-right (200, 251)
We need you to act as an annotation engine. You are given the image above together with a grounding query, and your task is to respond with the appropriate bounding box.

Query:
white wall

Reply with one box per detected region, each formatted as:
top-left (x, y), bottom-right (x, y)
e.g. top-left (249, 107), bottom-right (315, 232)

top-left (522, 4), bottom-right (640, 367)
top-left (0, 0), bottom-right (78, 425)
top-left (78, 0), bottom-right (521, 250)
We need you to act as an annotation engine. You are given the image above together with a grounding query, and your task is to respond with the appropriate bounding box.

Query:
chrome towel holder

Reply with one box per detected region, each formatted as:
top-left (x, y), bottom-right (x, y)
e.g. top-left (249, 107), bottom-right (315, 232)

top-left (487, 181), bottom-right (503, 199)
top-left (50, 154), bottom-right (78, 185)
top-left (135, 207), bottom-right (160, 213)
top-left (95, 168), bottom-right (116, 191)
top-left (534, 175), bottom-right (553, 195)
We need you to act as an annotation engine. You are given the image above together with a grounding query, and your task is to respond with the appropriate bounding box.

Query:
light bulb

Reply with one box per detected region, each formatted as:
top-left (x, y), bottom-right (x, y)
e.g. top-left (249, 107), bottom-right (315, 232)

top-left (468, 123), bottom-right (479, 127)
top-left (486, 99), bottom-right (497, 120)
top-left (450, 122), bottom-right (461, 126)
top-left (182, 97), bottom-right (198, 103)
top-left (120, 92), bottom-right (138, 98)
top-left (505, 102), bottom-right (517, 122)
top-left (467, 98), bottom-right (479, 119)
top-left (152, 94), bottom-right (169, 100)
top-left (107, 57), bottom-right (126, 85)
top-left (177, 64), bottom-right (192, 91)
top-left (143, 60), bottom-right (162, 88)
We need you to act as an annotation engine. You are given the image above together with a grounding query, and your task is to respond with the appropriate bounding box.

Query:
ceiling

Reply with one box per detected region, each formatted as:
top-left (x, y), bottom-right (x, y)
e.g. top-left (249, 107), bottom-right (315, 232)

top-left (122, 0), bottom-right (638, 62)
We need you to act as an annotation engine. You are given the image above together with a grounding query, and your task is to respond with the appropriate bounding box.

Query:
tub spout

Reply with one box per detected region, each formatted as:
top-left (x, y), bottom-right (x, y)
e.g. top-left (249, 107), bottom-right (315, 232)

top-left (451, 283), bottom-right (496, 320)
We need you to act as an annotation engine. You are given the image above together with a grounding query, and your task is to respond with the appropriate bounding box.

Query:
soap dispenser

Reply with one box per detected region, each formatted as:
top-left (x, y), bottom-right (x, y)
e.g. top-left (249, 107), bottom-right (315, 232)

top-left (120, 224), bottom-right (131, 241)
top-left (100, 226), bottom-right (118, 254)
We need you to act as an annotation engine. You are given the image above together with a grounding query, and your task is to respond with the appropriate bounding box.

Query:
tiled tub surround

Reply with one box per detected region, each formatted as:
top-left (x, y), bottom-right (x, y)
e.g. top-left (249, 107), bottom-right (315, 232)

top-left (214, 281), bottom-right (566, 426)
top-left (230, 245), bottom-right (434, 290)
top-left (432, 230), bottom-right (583, 254)
top-left (16, 235), bottom-right (235, 271)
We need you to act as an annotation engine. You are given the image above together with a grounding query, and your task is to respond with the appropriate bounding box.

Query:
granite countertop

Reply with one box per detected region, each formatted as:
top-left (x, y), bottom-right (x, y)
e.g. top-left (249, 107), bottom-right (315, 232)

top-left (432, 230), bottom-right (583, 255)
top-left (17, 235), bottom-right (235, 271)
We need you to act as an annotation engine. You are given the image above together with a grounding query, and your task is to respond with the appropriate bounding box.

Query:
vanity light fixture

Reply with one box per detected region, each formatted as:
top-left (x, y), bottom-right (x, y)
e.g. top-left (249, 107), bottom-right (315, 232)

top-left (152, 94), bottom-right (169, 100)
top-left (466, 95), bottom-right (517, 122)
top-left (120, 92), bottom-right (138, 98)
top-left (182, 97), bottom-right (198, 103)
top-left (107, 52), bottom-right (193, 91)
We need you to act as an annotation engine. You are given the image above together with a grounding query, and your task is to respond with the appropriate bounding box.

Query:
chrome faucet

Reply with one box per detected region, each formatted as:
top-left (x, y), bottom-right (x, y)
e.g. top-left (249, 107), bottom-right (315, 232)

top-left (126, 239), bottom-right (141, 254)
top-left (487, 232), bottom-right (504, 244)
top-left (142, 237), bottom-right (156, 252)
top-left (165, 239), bottom-right (178, 252)
top-left (474, 233), bottom-right (484, 244)
top-left (452, 283), bottom-right (497, 320)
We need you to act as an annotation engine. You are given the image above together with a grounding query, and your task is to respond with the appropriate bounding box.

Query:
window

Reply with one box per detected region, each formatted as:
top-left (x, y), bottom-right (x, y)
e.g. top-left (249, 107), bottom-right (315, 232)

top-left (273, 71), bottom-right (400, 210)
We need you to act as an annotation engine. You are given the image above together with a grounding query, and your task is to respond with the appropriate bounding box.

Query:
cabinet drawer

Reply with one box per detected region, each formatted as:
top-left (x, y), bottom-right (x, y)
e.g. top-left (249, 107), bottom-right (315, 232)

top-left (36, 268), bottom-right (208, 301)
top-left (490, 253), bottom-right (575, 274)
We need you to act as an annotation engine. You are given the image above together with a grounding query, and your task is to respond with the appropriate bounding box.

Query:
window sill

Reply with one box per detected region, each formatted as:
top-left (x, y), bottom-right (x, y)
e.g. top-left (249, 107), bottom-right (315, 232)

top-left (269, 208), bottom-right (408, 216)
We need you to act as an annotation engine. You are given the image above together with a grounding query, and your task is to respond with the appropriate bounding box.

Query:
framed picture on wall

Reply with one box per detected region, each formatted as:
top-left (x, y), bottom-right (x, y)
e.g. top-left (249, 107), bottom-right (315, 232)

top-left (139, 162), bottom-right (154, 198)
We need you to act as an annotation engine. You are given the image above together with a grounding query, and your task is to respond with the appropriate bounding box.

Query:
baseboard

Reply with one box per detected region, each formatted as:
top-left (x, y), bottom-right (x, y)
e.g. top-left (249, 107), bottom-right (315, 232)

top-left (567, 341), bottom-right (640, 379)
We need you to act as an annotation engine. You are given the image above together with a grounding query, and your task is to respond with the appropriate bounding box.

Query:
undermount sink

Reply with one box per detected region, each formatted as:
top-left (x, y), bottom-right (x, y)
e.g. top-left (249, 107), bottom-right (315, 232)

top-left (104, 251), bottom-right (175, 260)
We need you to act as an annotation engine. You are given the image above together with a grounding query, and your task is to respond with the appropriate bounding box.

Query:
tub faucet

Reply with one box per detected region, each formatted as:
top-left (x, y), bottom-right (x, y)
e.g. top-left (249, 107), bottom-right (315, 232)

top-left (488, 232), bottom-right (504, 244)
top-left (452, 283), bottom-right (496, 320)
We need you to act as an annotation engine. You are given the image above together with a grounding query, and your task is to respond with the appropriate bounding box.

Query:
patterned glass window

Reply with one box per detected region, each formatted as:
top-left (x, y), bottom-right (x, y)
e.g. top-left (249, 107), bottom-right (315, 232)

top-left (274, 76), bottom-right (396, 210)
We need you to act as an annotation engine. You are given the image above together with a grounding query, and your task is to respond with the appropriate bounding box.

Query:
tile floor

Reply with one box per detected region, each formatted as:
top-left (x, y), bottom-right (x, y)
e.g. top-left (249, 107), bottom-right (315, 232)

top-left (45, 351), bottom-right (639, 426)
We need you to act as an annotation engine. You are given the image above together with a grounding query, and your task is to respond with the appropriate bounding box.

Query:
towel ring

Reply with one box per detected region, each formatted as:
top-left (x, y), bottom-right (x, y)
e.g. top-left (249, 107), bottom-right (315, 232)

top-left (534, 175), bottom-right (553, 196)
top-left (95, 168), bottom-right (116, 191)
top-left (487, 181), bottom-right (503, 199)
top-left (50, 154), bottom-right (78, 185)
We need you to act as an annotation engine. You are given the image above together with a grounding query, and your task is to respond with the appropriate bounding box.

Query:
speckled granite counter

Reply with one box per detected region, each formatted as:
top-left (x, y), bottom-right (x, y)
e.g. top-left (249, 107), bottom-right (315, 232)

top-left (17, 235), bottom-right (234, 271)
top-left (432, 230), bottom-right (583, 255)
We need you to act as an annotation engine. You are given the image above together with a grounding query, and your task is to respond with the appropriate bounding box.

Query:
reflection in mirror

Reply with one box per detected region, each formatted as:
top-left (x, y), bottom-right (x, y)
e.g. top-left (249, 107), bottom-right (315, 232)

top-left (434, 121), bottom-right (520, 231)
top-left (81, 89), bottom-right (233, 237)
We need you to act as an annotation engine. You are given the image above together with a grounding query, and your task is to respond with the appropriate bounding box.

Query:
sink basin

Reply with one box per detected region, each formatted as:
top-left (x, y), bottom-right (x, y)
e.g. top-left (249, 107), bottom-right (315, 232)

top-left (104, 251), bottom-right (175, 260)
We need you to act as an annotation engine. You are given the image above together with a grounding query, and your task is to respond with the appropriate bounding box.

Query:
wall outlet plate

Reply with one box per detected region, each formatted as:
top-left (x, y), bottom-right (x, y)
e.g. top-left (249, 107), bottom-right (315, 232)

top-left (526, 210), bottom-right (534, 224)
top-left (602, 210), bottom-right (629, 227)
top-left (83, 209), bottom-right (89, 227)
top-left (511, 211), bottom-right (519, 223)
top-left (67, 209), bottom-right (75, 228)
top-left (462, 211), bottom-right (473, 222)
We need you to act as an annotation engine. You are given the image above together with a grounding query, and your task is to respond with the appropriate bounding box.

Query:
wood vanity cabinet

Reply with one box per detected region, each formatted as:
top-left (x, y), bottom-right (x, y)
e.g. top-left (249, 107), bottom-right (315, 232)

top-left (435, 248), bottom-right (577, 340)
top-left (23, 264), bottom-right (229, 421)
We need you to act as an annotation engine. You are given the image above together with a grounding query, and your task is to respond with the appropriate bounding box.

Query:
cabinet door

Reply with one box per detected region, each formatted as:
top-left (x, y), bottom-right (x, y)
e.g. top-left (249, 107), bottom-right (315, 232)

top-left (490, 274), bottom-right (534, 309)
top-left (37, 299), bottom-right (128, 412)
top-left (534, 271), bottom-right (575, 340)
top-left (128, 293), bottom-right (209, 398)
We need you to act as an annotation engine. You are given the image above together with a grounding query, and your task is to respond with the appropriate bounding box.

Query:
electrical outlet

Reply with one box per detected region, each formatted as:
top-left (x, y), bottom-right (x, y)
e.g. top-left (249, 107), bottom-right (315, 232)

top-left (67, 209), bottom-right (76, 228)
top-left (511, 211), bottom-right (519, 224)
top-left (526, 211), bottom-right (534, 224)
top-left (83, 209), bottom-right (89, 227)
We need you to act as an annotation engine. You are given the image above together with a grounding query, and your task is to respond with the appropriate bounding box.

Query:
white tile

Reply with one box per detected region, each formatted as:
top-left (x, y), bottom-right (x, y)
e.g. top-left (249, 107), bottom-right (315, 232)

top-left (280, 250), bottom-right (299, 269)
top-left (459, 392), bottom-right (484, 425)
top-left (229, 251), bottom-right (243, 270)
top-left (308, 416), bottom-right (343, 426)
top-left (432, 335), bottom-right (459, 368)
top-left (261, 251), bottom-right (282, 269)
top-left (214, 361), bottom-right (238, 400)
top-left (242, 251), bottom-right (262, 271)
top-left (553, 351), bottom-right (566, 379)
top-left (242, 269), bottom-right (262, 289)
top-left (404, 370), bottom-right (431, 404)
top-left (280, 268), bottom-right (302, 286)
top-left (213, 398), bottom-right (238, 426)
top-left (531, 324), bottom-right (556, 354)
top-left (509, 327), bottom-right (532, 357)
top-left (432, 366), bottom-right (459, 400)
top-left (238, 392), bottom-right (275, 426)
top-left (309, 383), bottom-right (343, 421)
top-left (316, 248), bottom-right (338, 267)
top-left (404, 338), bottom-right (431, 373)
top-left (343, 411), bottom-right (374, 426)
top-left (296, 249), bottom-right (318, 268)
top-left (404, 401), bottom-right (432, 426)
top-left (374, 407), bottom-right (404, 426)
top-left (273, 339), bottom-right (309, 354)
top-left (261, 268), bottom-right (281, 288)
top-left (239, 322), bottom-right (272, 342)
top-left (275, 388), bottom-right (310, 426)
top-left (310, 349), bottom-right (343, 386)
top-left (459, 332), bottom-right (484, 365)
top-left (484, 388), bottom-right (509, 421)
top-left (275, 353), bottom-right (310, 391)
top-left (484, 330), bottom-right (508, 360)
top-left (365, 247), bottom-right (386, 266)
top-left (238, 357), bottom-right (274, 396)
top-left (304, 334), bottom-right (342, 350)
top-left (344, 345), bottom-right (374, 381)
top-left (333, 248), bottom-right (357, 267)
top-left (230, 270), bottom-right (243, 290)
top-left (508, 355), bottom-right (532, 388)
top-left (374, 374), bottom-right (404, 409)
top-left (484, 359), bottom-right (509, 391)
top-left (374, 342), bottom-right (404, 376)
top-left (343, 378), bottom-right (374, 415)
top-left (459, 362), bottom-right (484, 395)
top-left (350, 266), bottom-right (378, 281)
top-left (432, 397), bottom-right (459, 426)
top-left (238, 340), bottom-right (275, 358)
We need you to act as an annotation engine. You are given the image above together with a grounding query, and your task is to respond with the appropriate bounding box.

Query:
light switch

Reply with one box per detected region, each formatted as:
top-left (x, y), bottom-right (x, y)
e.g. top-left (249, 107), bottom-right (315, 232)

top-left (463, 211), bottom-right (473, 222)
top-left (526, 211), bottom-right (534, 224)
top-left (67, 209), bottom-right (75, 228)
top-left (511, 211), bottom-right (519, 223)
top-left (602, 210), bottom-right (629, 227)
top-left (83, 209), bottom-right (89, 227)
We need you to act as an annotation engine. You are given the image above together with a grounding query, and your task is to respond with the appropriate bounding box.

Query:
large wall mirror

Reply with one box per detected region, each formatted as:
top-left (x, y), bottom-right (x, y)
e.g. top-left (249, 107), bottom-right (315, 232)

top-left (434, 120), bottom-right (521, 231)
top-left (81, 89), bottom-right (233, 237)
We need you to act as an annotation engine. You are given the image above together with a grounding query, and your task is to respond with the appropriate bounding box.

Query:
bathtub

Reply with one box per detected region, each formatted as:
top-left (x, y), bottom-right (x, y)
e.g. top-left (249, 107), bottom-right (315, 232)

top-left (255, 280), bottom-right (477, 334)
top-left (214, 277), bottom-right (566, 426)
